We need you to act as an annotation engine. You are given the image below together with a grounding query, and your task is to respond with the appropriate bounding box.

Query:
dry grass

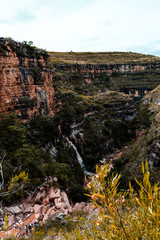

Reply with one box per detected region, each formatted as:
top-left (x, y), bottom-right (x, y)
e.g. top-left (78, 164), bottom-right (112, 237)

top-left (49, 51), bottom-right (160, 65)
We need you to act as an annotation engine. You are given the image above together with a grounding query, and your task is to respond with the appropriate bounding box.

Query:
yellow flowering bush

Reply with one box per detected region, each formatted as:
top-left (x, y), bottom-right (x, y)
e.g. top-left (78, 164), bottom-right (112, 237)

top-left (28, 161), bottom-right (160, 240)
top-left (61, 161), bottom-right (160, 240)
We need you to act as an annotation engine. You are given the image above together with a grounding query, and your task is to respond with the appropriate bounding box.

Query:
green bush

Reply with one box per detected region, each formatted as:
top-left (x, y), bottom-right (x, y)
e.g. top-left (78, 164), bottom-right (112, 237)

top-left (28, 161), bottom-right (160, 240)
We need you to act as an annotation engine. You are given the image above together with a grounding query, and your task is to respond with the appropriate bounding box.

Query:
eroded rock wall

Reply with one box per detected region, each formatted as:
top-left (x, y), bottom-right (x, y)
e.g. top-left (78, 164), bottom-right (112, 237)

top-left (55, 62), bottom-right (160, 81)
top-left (54, 62), bottom-right (160, 98)
top-left (0, 38), bottom-right (55, 119)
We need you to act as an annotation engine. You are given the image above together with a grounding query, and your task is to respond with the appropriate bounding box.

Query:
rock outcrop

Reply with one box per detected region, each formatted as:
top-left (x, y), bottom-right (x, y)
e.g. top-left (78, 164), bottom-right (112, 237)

top-left (113, 85), bottom-right (160, 188)
top-left (56, 62), bottom-right (160, 77)
top-left (0, 179), bottom-right (94, 237)
top-left (54, 62), bottom-right (160, 98)
top-left (0, 38), bottom-right (55, 119)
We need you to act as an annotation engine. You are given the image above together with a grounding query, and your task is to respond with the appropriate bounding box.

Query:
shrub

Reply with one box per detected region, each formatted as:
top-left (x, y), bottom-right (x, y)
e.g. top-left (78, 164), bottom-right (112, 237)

top-left (60, 161), bottom-right (160, 239)
top-left (27, 161), bottom-right (160, 239)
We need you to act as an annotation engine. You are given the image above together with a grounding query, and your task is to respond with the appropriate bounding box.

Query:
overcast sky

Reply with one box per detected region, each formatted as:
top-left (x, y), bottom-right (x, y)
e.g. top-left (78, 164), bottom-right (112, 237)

top-left (1, 0), bottom-right (160, 55)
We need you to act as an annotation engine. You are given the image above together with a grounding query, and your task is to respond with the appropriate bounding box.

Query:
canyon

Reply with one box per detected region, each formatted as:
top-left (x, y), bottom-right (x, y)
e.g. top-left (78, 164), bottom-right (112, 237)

top-left (1, 38), bottom-right (160, 178)
top-left (1, 38), bottom-right (160, 180)
top-left (1, 38), bottom-right (160, 120)
top-left (1, 38), bottom-right (160, 238)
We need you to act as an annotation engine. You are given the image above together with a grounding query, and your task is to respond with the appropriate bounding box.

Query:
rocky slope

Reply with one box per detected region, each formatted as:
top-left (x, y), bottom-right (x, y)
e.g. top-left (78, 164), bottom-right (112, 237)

top-left (52, 63), bottom-right (160, 98)
top-left (1, 39), bottom-right (160, 231)
top-left (114, 85), bottom-right (160, 187)
top-left (50, 51), bottom-right (160, 98)
top-left (0, 38), bottom-right (154, 181)
top-left (0, 177), bottom-right (94, 238)
top-left (0, 38), bottom-right (56, 119)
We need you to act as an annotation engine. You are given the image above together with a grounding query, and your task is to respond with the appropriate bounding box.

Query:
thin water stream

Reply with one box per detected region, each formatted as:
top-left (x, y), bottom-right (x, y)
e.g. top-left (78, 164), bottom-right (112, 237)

top-left (66, 137), bottom-right (93, 176)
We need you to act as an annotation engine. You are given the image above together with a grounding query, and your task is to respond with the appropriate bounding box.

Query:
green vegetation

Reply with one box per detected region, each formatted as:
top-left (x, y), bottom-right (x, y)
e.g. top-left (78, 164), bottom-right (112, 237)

top-left (111, 69), bottom-right (160, 92)
top-left (0, 37), bottom-right (49, 61)
top-left (53, 66), bottom-right (153, 172)
top-left (25, 161), bottom-right (160, 240)
top-left (114, 86), bottom-right (160, 188)
top-left (55, 87), bottom-right (137, 170)
top-left (0, 113), bottom-right (85, 203)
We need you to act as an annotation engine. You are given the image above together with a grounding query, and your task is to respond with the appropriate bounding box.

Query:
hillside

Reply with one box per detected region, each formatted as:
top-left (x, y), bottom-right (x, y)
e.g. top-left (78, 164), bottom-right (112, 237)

top-left (114, 85), bottom-right (160, 188)
top-left (1, 38), bottom-right (160, 238)
top-left (50, 51), bottom-right (160, 100)
top-left (49, 51), bottom-right (160, 64)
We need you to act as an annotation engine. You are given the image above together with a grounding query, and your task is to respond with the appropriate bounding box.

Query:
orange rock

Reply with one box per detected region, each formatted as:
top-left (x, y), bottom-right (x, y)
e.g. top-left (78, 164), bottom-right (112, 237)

top-left (0, 39), bottom-right (55, 119)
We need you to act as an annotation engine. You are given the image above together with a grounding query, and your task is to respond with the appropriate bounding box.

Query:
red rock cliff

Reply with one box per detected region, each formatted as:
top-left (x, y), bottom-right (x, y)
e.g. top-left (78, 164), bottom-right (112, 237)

top-left (0, 38), bottom-right (55, 119)
top-left (55, 62), bottom-right (160, 81)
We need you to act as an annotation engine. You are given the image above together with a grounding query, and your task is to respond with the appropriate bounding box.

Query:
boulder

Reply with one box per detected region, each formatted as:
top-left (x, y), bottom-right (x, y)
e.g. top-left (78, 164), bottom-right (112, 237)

top-left (60, 191), bottom-right (70, 205)
top-left (49, 187), bottom-right (60, 201)
top-left (5, 206), bottom-right (22, 214)
top-left (56, 202), bottom-right (66, 209)
top-left (54, 191), bottom-right (73, 212)
top-left (74, 202), bottom-right (86, 211)
top-left (54, 197), bottom-right (61, 205)
top-left (33, 204), bottom-right (43, 214)
top-left (35, 213), bottom-right (40, 220)
top-left (74, 203), bottom-right (82, 211)
top-left (22, 204), bottom-right (33, 214)
top-left (42, 212), bottom-right (50, 223)
top-left (42, 207), bottom-right (56, 223)
top-left (43, 196), bottom-right (50, 206)
top-left (49, 208), bottom-right (56, 217)
top-left (45, 176), bottom-right (53, 184)
top-left (41, 205), bottom-right (50, 215)
top-left (83, 203), bottom-right (94, 213)
top-left (34, 191), bottom-right (47, 204)
top-left (8, 215), bottom-right (15, 226)
top-left (56, 202), bottom-right (69, 214)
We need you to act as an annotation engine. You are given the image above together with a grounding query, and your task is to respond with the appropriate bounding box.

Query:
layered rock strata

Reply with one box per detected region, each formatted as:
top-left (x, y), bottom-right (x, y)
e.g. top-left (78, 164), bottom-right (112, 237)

top-left (54, 62), bottom-right (160, 98)
top-left (55, 62), bottom-right (160, 79)
top-left (0, 38), bottom-right (55, 119)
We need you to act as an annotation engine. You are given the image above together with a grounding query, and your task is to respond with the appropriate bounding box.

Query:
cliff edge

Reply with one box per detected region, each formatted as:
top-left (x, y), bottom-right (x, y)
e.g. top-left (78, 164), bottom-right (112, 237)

top-left (0, 38), bottom-right (55, 119)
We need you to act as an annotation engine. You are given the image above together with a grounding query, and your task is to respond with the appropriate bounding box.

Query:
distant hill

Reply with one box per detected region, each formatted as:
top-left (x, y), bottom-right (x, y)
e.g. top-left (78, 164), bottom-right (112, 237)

top-left (49, 51), bottom-right (160, 65)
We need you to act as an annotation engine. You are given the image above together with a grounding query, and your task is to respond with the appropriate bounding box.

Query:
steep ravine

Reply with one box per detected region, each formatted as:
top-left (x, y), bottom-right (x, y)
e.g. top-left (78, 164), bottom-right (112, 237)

top-left (1, 39), bottom-right (160, 238)
top-left (114, 86), bottom-right (160, 188)
top-left (52, 60), bottom-right (160, 98)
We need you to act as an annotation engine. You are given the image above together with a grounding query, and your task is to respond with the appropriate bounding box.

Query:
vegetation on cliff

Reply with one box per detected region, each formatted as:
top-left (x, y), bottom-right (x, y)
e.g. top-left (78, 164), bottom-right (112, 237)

top-left (52, 64), bottom-right (154, 172)
top-left (0, 113), bottom-right (86, 204)
top-left (21, 161), bottom-right (160, 240)
top-left (49, 51), bottom-right (160, 64)
top-left (0, 37), bottom-right (49, 60)
top-left (1, 39), bottom-right (160, 239)
top-left (114, 85), bottom-right (160, 188)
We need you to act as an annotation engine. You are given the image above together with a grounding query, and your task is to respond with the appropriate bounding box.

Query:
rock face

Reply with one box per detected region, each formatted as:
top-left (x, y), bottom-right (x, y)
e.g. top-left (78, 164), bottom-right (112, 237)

top-left (55, 62), bottom-right (160, 98)
top-left (56, 62), bottom-right (160, 79)
top-left (56, 62), bottom-right (158, 77)
top-left (1, 183), bottom-right (93, 232)
top-left (1, 38), bottom-right (160, 119)
top-left (0, 38), bottom-right (55, 119)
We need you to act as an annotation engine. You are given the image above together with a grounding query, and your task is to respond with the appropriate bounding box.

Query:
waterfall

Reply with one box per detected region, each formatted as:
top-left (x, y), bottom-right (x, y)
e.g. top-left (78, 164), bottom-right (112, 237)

top-left (66, 137), bottom-right (93, 176)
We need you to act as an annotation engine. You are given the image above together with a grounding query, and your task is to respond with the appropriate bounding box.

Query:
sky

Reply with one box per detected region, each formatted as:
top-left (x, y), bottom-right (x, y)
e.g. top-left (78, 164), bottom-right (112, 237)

top-left (1, 0), bottom-right (160, 56)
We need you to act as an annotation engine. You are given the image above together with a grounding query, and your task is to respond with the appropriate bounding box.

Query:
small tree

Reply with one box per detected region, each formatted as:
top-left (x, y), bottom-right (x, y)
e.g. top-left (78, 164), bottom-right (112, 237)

top-left (0, 153), bottom-right (29, 231)
top-left (59, 161), bottom-right (160, 239)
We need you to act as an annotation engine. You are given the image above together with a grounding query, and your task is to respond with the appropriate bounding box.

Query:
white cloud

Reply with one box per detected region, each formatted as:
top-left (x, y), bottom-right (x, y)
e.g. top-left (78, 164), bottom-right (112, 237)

top-left (0, 0), bottom-right (160, 55)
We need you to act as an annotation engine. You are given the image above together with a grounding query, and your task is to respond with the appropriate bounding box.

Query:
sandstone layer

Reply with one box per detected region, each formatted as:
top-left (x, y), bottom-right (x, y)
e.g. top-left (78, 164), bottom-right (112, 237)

top-left (0, 38), bottom-right (55, 119)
